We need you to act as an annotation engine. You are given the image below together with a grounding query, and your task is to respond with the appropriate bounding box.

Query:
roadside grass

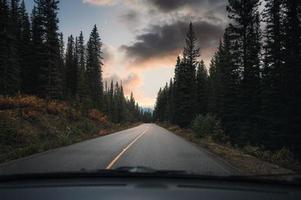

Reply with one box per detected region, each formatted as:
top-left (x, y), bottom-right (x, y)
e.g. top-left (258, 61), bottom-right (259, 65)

top-left (159, 122), bottom-right (301, 175)
top-left (0, 95), bottom-right (140, 164)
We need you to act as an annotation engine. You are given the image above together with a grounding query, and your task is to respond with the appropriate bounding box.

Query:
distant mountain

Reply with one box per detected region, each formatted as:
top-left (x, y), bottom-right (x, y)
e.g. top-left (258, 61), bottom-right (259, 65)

top-left (141, 107), bottom-right (154, 113)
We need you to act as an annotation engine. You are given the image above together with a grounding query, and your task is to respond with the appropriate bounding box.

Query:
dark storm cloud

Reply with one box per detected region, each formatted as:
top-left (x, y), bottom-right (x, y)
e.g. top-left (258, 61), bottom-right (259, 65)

top-left (147, 0), bottom-right (225, 12)
top-left (121, 20), bottom-right (224, 62)
top-left (147, 0), bottom-right (198, 12)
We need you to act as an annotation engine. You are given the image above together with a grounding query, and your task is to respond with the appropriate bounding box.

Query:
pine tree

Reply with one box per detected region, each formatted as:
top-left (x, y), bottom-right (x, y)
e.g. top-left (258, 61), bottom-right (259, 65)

top-left (195, 60), bottom-right (208, 116)
top-left (77, 31), bottom-right (88, 100)
top-left (0, 0), bottom-right (20, 95)
top-left (281, 0), bottom-right (301, 155)
top-left (108, 80), bottom-right (114, 120)
top-left (86, 25), bottom-right (103, 108)
top-left (31, 0), bottom-right (62, 99)
top-left (227, 0), bottom-right (262, 142)
top-left (174, 22), bottom-right (200, 127)
top-left (31, 5), bottom-right (46, 95)
top-left (65, 35), bottom-right (77, 97)
top-left (167, 78), bottom-right (175, 123)
top-left (183, 22), bottom-right (200, 68)
top-left (43, 0), bottom-right (62, 99)
top-left (218, 28), bottom-right (240, 138)
top-left (114, 82), bottom-right (125, 123)
top-left (58, 32), bottom-right (66, 98)
top-left (116, 83), bottom-right (125, 122)
top-left (261, 0), bottom-right (286, 148)
top-left (10, 0), bottom-right (21, 43)
top-left (128, 92), bottom-right (136, 122)
top-left (19, 0), bottom-right (32, 94)
top-left (207, 54), bottom-right (220, 115)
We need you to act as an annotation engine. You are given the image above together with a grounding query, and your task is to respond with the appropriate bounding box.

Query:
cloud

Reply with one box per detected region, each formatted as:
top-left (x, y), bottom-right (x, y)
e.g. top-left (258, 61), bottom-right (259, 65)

top-left (123, 73), bottom-right (142, 95)
top-left (120, 10), bottom-right (139, 22)
top-left (102, 44), bottom-right (114, 62)
top-left (146, 0), bottom-right (225, 12)
top-left (146, 0), bottom-right (200, 12)
top-left (120, 20), bottom-right (224, 66)
top-left (82, 0), bottom-right (118, 6)
top-left (118, 10), bottom-right (141, 31)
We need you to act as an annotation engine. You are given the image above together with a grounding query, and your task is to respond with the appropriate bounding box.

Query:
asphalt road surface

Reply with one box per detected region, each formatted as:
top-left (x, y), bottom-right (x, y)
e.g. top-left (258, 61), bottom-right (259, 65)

top-left (0, 124), bottom-right (236, 176)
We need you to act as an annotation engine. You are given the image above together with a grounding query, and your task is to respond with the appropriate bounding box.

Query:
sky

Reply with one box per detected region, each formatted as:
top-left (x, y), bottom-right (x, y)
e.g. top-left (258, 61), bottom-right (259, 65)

top-left (24, 0), bottom-right (229, 108)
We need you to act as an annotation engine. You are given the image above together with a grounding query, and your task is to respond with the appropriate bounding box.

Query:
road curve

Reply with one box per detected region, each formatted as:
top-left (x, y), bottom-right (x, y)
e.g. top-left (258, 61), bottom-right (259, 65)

top-left (0, 124), bottom-right (236, 176)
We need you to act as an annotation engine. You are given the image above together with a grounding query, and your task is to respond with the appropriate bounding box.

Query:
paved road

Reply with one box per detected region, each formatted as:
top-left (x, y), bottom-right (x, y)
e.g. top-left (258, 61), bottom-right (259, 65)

top-left (0, 124), bottom-right (236, 176)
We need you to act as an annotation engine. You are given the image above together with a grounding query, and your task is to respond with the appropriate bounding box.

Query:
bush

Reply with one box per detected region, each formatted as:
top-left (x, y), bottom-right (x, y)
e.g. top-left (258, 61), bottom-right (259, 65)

top-left (192, 114), bottom-right (219, 136)
top-left (0, 119), bottom-right (18, 146)
top-left (22, 109), bottom-right (41, 121)
top-left (0, 96), bottom-right (44, 110)
top-left (46, 101), bottom-right (69, 115)
top-left (192, 114), bottom-right (227, 143)
top-left (88, 109), bottom-right (109, 126)
top-left (0, 116), bottom-right (38, 149)
top-left (242, 145), bottom-right (295, 166)
top-left (192, 115), bottom-right (206, 137)
top-left (271, 147), bottom-right (294, 165)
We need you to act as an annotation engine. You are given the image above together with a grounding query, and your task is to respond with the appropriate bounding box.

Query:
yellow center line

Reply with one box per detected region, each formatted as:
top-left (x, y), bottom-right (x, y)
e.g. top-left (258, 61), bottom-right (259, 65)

top-left (105, 127), bottom-right (149, 170)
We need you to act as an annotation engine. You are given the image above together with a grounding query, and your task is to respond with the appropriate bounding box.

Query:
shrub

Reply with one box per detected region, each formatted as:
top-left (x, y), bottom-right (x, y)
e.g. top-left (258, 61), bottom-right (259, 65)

top-left (46, 101), bottom-right (69, 115)
top-left (271, 147), bottom-right (294, 165)
top-left (0, 96), bottom-right (44, 110)
top-left (22, 109), bottom-right (41, 121)
top-left (0, 119), bottom-right (18, 146)
top-left (192, 114), bottom-right (228, 143)
top-left (0, 117), bottom-right (38, 149)
top-left (88, 109), bottom-right (109, 126)
top-left (192, 114), bottom-right (219, 136)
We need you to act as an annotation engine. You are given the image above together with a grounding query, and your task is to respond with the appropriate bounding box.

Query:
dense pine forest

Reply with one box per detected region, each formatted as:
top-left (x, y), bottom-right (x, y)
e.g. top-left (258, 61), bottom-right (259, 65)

top-left (154, 0), bottom-right (301, 158)
top-left (0, 0), bottom-right (152, 123)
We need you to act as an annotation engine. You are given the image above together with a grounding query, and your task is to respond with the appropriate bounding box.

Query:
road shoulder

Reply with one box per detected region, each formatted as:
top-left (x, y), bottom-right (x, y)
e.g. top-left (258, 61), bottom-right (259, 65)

top-left (158, 123), bottom-right (294, 175)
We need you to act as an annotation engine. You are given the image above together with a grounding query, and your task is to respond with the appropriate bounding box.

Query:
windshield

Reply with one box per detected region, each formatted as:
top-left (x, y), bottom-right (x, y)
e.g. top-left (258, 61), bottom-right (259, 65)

top-left (0, 0), bottom-right (300, 182)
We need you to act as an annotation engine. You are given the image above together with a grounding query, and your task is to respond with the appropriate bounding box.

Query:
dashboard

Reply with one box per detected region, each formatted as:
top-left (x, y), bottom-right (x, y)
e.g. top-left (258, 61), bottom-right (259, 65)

top-left (1, 176), bottom-right (301, 200)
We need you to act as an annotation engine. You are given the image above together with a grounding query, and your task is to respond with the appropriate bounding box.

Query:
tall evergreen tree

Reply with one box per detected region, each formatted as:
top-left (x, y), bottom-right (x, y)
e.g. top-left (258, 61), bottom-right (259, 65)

top-left (43, 0), bottom-right (62, 99)
top-left (77, 31), bottom-right (88, 100)
top-left (261, 0), bottom-right (286, 148)
top-left (58, 32), bottom-right (66, 98)
top-left (195, 60), bottom-right (208, 116)
top-left (114, 82), bottom-right (125, 123)
top-left (19, 0), bottom-right (32, 94)
top-left (281, 0), bottom-right (301, 155)
top-left (31, 0), bottom-right (62, 99)
top-left (174, 22), bottom-right (200, 127)
top-left (207, 53), bottom-right (220, 115)
top-left (166, 78), bottom-right (175, 123)
top-left (218, 29), bottom-right (240, 138)
top-left (0, 0), bottom-right (20, 95)
top-left (10, 0), bottom-right (21, 43)
top-left (154, 88), bottom-right (165, 122)
top-left (86, 25), bottom-right (103, 108)
top-left (31, 5), bottom-right (46, 95)
top-left (227, 0), bottom-right (262, 142)
top-left (65, 35), bottom-right (77, 97)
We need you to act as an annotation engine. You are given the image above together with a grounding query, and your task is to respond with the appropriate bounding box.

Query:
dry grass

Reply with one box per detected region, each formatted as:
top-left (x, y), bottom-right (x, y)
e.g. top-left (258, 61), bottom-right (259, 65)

top-left (0, 95), bottom-right (139, 163)
top-left (159, 123), bottom-right (296, 175)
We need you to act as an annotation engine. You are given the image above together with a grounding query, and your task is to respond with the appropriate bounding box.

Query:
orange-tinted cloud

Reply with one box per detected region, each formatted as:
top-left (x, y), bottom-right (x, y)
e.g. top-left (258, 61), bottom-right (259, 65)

top-left (82, 0), bottom-right (118, 6)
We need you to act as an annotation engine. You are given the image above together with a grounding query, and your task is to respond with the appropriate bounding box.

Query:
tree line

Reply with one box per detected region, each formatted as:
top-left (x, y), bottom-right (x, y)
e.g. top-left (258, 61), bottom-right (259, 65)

top-left (154, 0), bottom-right (301, 157)
top-left (0, 0), bottom-right (152, 123)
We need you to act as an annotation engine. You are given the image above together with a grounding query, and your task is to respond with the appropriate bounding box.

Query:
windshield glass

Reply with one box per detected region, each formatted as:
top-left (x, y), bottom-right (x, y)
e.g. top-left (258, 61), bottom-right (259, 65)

top-left (0, 0), bottom-right (300, 182)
